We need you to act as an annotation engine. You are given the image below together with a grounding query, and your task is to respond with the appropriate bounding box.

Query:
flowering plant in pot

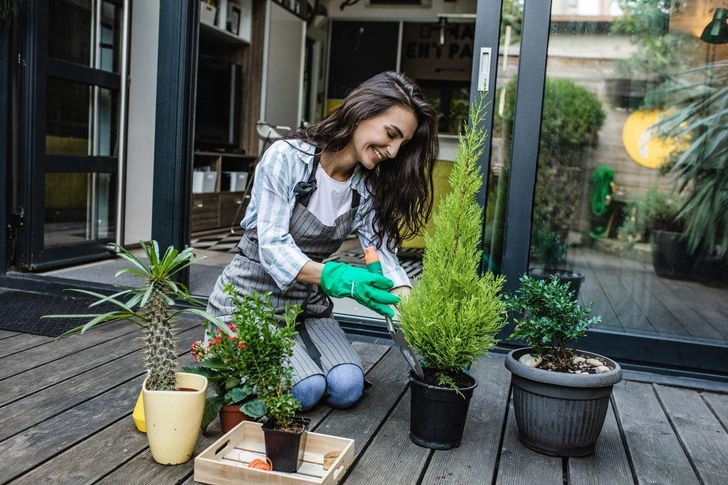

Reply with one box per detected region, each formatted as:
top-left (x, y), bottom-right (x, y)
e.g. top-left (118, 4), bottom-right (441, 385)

top-left (46, 241), bottom-right (232, 464)
top-left (215, 284), bottom-right (307, 473)
top-left (503, 273), bottom-right (622, 457)
top-left (185, 325), bottom-right (260, 433)
top-left (397, 97), bottom-right (508, 450)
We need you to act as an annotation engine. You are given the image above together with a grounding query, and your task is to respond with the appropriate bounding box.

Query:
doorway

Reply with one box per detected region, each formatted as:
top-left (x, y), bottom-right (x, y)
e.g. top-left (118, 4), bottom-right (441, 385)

top-left (11, 0), bottom-right (128, 272)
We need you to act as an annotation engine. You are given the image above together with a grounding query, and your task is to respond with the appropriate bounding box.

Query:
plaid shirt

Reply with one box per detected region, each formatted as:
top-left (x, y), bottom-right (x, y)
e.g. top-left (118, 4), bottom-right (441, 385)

top-left (241, 139), bottom-right (411, 291)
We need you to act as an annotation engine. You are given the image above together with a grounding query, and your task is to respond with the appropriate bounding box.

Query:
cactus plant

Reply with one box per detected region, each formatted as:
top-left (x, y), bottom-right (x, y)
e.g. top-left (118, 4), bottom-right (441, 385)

top-left (47, 240), bottom-right (230, 391)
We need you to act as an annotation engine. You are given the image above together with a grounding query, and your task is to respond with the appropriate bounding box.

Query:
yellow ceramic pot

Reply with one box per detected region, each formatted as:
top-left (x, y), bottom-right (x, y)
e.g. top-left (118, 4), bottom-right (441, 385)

top-left (142, 372), bottom-right (207, 465)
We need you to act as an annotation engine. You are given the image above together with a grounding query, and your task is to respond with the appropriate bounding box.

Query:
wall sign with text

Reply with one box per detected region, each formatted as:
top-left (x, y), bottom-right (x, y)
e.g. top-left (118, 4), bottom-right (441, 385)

top-left (400, 22), bottom-right (474, 81)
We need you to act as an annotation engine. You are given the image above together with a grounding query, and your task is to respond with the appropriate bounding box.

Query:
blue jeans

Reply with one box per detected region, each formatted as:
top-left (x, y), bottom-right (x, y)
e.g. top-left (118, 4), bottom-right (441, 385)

top-left (291, 364), bottom-right (364, 411)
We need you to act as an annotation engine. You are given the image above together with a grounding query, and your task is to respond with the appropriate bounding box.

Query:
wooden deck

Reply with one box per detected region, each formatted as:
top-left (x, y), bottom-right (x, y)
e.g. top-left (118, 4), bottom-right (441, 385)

top-left (2, 319), bottom-right (728, 485)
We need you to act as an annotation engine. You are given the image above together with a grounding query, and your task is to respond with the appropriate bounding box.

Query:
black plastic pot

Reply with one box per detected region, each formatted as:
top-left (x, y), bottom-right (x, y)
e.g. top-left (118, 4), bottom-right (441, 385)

top-left (409, 371), bottom-right (476, 450)
top-left (505, 348), bottom-right (622, 457)
top-left (262, 416), bottom-right (311, 473)
top-left (529, 268), bottom-right (585, 301)
top-left (652, 230), bottom-right (696, 280)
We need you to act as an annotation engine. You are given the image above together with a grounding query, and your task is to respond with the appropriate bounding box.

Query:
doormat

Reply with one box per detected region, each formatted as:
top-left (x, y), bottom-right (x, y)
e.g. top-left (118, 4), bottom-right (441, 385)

top-left (0, 291), bottom-right (115, 338)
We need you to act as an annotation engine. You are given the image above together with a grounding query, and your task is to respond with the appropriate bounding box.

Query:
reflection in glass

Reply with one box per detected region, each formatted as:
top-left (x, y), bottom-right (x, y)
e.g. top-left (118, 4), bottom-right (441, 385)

top-left (98, 87), bottom-right (120, 156)
top-left (527, 1), bottom-right (727, 344)
top-left (100, 1), bottom-right (122, 73)
top-left (46, 79), bottom-right (119, 156)
top-left (47, 0), bottom-right (122, 73)
top-left (48, 0), bottom-right (92, 66)
top-left (46, 77), bottom-right (91, 156)
top-left (44, 172), bottom-right (116, 247)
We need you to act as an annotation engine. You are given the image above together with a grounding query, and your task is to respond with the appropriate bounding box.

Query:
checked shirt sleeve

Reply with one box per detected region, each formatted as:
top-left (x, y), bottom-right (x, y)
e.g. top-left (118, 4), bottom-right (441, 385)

top-left (247, 141), bottom-right (312, 290)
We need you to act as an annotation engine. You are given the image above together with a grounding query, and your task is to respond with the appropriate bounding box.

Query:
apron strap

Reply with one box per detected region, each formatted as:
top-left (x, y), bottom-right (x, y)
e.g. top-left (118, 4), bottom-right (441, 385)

top-left (293, 152), bottom-right (321, 208)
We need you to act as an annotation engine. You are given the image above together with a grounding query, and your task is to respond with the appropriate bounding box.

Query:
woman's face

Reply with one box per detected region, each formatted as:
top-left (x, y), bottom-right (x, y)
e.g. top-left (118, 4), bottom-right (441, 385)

top-left (350, 105), bottom-right (417, 170)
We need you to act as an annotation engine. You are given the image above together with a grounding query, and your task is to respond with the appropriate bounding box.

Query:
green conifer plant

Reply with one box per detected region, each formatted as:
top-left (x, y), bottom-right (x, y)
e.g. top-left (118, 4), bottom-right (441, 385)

top-left (398, 96), bottom-right (507, 388)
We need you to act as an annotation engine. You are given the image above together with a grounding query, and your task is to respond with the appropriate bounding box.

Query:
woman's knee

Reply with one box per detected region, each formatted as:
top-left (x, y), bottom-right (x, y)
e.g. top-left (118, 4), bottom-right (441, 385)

top-left (326, 364), bottom-right (364, 409)
top-left (291, 375), bottom-right (326, 411)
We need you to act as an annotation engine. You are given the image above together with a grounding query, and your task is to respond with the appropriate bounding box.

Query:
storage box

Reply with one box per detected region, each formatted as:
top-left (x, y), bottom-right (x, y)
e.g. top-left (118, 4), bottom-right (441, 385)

top-left (221, 171), bottom-right (249, 192)
top-left (193, 171), bottom-right (218, 193)
top-left (195, 421), bottom-right (355, 485)
top-left (200, 2), bottom-right (217, 27)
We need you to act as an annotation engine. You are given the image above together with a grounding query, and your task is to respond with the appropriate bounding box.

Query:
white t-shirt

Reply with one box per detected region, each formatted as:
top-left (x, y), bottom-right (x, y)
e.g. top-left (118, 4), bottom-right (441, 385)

top-left (307, 164), bottom-right (353, 226)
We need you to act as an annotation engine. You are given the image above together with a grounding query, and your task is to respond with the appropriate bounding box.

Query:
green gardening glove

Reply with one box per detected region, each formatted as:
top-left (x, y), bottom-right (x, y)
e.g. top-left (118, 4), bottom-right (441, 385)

top-left (320, 261), bottom-right (401, 318)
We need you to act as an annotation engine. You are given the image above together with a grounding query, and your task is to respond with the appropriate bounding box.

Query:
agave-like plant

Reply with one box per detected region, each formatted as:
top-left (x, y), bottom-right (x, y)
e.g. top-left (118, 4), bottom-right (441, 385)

top-left (48, 240), bottom-right (230, 391)
top-left (654, 61), bottom-right (728, 257)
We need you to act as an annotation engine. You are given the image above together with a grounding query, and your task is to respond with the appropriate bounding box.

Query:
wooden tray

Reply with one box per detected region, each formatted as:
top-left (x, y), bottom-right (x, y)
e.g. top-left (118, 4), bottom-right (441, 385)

top-left (195, 421), bottom-right (355, 485)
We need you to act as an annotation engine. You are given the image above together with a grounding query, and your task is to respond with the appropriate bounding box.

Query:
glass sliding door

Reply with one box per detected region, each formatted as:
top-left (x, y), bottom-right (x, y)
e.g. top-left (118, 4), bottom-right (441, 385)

top-left (495, 0), bottom-right (728, 375)
top-left (18, 0), bottom-right (128, 270)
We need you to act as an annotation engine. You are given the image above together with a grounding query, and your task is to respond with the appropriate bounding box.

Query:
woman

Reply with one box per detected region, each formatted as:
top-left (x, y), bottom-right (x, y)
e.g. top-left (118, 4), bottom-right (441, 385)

top-left (207, 71), bottom-right (439, 411)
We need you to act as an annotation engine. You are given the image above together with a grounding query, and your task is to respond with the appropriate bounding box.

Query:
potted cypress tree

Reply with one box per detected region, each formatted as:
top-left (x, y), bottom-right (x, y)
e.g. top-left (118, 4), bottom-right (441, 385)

top-left (397, 97), bottom-right (508, 450)
top-left (46, 241), bottom-right (231, 464)
top-left (504, 273), bottom-right (622, 457)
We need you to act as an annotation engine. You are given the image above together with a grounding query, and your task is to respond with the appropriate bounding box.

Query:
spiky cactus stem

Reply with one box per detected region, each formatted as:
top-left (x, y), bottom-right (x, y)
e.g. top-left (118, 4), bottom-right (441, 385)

top-left (143, 284), bottom-right (179, 391)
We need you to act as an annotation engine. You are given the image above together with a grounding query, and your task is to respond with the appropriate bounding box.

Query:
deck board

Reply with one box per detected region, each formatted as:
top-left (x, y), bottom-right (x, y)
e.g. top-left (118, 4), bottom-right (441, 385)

top-left (654, 385), bottom-right (728, 485)
top-left (420, 356), bottom-right (511, 485)
top-left (611, 380), bottom-right (701, 485)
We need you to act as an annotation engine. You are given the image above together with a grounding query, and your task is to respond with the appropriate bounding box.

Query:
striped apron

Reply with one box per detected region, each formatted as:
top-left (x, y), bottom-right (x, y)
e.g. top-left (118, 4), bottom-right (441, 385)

top-left (206, 154), bottom-right (363, 384)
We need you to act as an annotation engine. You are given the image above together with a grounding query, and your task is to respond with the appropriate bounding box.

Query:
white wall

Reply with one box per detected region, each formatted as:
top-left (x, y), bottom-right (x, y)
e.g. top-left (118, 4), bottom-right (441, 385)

top-left (261, 1), bottom-right (306, 132)
top-left (124, 0), bottom-right (159, 245)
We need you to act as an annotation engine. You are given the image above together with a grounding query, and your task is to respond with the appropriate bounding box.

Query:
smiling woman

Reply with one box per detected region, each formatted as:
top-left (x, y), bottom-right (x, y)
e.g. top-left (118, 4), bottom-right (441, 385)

top-left (205, 71), bottom-right (440, 413)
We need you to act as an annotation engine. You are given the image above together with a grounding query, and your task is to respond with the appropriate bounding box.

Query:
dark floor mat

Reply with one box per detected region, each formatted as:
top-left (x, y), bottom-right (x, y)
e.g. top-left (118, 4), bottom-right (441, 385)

top-left (0, 291), bottom-right (115, 338)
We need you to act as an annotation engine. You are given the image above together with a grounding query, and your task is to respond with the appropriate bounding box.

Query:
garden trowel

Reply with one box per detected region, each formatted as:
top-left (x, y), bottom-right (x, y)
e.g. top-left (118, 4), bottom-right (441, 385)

top-left (364, 247), bottom-right (424, 380)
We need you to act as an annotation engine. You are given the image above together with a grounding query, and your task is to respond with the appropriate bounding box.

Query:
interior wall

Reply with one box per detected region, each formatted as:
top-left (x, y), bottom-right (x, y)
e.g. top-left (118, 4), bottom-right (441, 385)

top-left (261, 2), bottom-right (305, 132)
top-left (124, 0), bottom-right (160, 245)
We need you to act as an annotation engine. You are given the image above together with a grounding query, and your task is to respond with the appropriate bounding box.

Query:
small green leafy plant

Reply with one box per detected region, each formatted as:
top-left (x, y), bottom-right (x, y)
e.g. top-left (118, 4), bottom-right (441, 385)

top-left (398, 96), bottom-right (508, 389)
top-left (505, 274), bottom-right (601, 369)
top-left (46, 241), bottom-right (231, 391)
top-left (213, 284), bottom-right (302, 431)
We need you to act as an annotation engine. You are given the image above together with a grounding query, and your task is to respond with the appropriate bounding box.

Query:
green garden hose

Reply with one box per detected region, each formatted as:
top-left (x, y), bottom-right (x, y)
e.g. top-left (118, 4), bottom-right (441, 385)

top-left (590, 166), bottom-right (615, 238)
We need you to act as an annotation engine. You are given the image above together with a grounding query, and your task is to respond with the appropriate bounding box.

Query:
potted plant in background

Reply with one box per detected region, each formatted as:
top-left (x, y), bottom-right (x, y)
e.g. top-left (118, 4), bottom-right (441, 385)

top-left (398, 97), bottom-right (508, 450)
top-left (185, 325), bottom-right (259, 434)
top-left (504, 274), bottom-right (622, 457)
top-left (46, 241), bottom-right (231, 465)
top-left (617, 185), bottom-right (694, 279)
top-left (652, 61), bottom-right (728, 286)
top-left (218, 284), bottom-right (308, 473)
top-left (497, 77), bottom-right (606, 298)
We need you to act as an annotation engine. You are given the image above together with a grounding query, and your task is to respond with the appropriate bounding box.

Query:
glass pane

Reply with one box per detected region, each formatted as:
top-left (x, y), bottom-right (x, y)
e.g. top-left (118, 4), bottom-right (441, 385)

top-left (46, 79), bottom-right (120, 156)
top-left (48, 0), bottom-right (122, 73)
top-left (48, 0), bottom-right (93, 66)
top-left (527, 0), bottom-right (728, 344)
top-left (100, 1), bottom-right (122, 73)
top-left (46, 77), bottom-right (91, 156)
top-left (44, 172), bottom-right (117, 246)
top-left (98, 87), bottom-right (120, 156)
top-left (401, 21), bottom-right (474, 134)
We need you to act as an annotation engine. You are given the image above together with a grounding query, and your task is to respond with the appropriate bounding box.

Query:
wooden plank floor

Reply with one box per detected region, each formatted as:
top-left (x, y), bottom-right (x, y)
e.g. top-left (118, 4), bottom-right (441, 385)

top-left (571, 247), bottom-right (728, 343)
top-left (2, 323), bottom-right (728, 485)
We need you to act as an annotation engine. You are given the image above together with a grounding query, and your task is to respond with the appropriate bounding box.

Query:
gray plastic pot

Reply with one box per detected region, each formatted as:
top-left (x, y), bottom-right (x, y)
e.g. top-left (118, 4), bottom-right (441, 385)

top-left (505, 348), bottom-right (622, 457)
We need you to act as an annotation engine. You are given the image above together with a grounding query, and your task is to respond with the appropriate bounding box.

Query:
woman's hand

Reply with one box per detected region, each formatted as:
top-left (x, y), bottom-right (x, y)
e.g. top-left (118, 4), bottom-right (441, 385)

top-left (320, 262), bottom-right (401, 317)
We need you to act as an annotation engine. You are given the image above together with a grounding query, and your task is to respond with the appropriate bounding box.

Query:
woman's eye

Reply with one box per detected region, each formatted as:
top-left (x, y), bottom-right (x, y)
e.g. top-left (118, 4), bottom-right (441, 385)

top-left (386, 131), bottom-right (394, 139)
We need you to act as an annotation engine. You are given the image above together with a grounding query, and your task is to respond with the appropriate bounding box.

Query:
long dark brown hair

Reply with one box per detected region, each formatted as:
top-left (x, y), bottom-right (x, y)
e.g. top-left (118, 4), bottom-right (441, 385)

top-left (290, 71), bottom-right (439, 250)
